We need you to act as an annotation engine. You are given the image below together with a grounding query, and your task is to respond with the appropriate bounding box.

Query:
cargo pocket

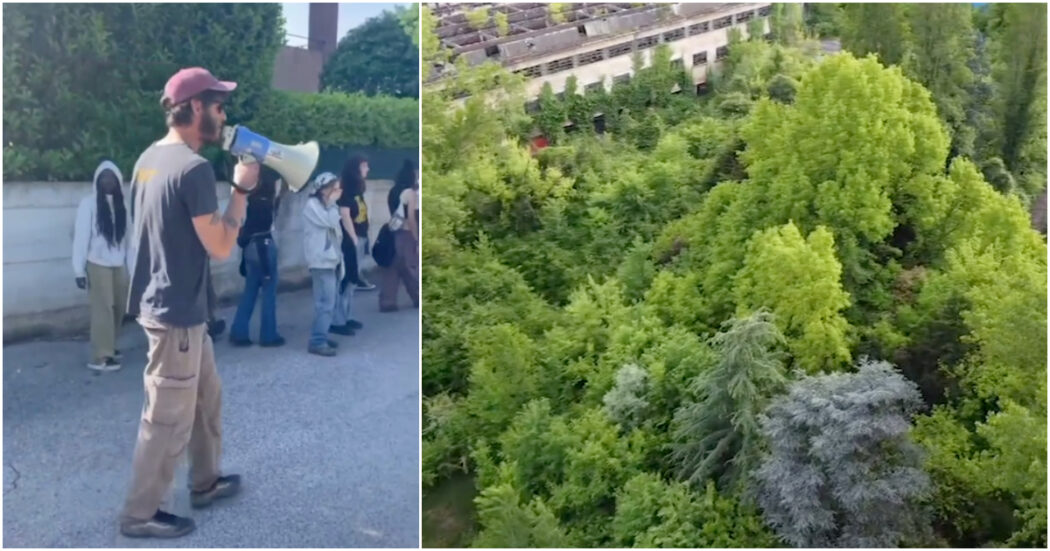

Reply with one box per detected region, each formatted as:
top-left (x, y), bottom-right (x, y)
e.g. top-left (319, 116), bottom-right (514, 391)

top-left (141, 327), bottom-right (199, 457)
top-left (143, 372), bottom-right (198, 457)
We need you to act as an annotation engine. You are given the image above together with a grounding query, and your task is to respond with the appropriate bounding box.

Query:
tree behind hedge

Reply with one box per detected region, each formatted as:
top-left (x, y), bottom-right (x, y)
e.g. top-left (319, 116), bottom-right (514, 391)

top-left (320, 8), bottom-right (419, 98)
top-left (3, 2), bottom-right (284, 181)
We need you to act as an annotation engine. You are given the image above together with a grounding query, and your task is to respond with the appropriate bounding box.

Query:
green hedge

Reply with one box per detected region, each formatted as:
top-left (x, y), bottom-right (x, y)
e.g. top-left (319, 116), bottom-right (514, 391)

top-left (2, 3), bottom-right (418, 182)
top-left (2, 2), bottom-right (284, 182)
top-left (251, 89), bottom-right (419, 150)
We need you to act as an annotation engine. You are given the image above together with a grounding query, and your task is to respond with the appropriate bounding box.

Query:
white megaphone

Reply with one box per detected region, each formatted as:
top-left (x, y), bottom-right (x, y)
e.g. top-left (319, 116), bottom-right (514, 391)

top-left (221, 125), bottom-right (319, 192)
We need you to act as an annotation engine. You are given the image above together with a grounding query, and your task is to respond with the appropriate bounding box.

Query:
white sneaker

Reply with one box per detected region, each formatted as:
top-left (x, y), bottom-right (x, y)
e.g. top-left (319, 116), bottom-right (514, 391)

top-left (87, 358), bottom-right (121, 372)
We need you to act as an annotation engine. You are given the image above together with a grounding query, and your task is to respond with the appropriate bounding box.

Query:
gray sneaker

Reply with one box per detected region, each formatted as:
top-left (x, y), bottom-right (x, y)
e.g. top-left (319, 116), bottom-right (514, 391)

top-left (191, 474), bottom-right (242, 509)
top-left (120, 511), bottom-right (195, 539)
top-left (308, 344), bottom-right (337, 357)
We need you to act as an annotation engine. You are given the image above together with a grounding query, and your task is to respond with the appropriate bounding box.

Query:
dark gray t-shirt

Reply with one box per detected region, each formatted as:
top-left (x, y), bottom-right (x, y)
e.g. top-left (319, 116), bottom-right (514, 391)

top-left (127, 143), bottom-right (218, 327)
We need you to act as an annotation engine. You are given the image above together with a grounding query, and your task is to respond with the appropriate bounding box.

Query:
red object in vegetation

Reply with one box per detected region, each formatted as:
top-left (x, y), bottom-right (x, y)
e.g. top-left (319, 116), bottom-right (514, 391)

top-left (530, 135), bottom-right (549, 153)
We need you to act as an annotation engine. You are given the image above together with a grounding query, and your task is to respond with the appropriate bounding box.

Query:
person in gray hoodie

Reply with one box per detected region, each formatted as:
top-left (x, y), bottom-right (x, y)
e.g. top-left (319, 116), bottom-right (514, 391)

top-left (302, 172), bottom-right (352, 356)
top-left (72, 160), bottom-right (135, 371)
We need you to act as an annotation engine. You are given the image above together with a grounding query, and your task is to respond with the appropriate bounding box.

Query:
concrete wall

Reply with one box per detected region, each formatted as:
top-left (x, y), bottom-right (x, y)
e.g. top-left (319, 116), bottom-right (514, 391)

top-left (2, 179), bottom-right (396, 342)
top-left (272, 46), bottom-right (324, 93)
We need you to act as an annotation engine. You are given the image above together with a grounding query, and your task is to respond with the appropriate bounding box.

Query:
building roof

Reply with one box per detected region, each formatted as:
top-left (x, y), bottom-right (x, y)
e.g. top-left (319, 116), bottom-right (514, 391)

top-left (430, 3), bottom-right (748, 69)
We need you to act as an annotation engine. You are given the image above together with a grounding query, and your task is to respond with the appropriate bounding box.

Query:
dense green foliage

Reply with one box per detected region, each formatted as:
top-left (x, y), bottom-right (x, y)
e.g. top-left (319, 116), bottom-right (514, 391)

top-left (251, 89), bottom-right (418, 149)
top-left (3, 2), bottom-right (283, 180)
top-left (836, 3), bottom-right (1047, 203)
top-left (320, 7), bottom-right (419, 98)
top-left (423, 5), bottom-right (1045, 548)
top-left (3, 3), bottom-right (419, 181)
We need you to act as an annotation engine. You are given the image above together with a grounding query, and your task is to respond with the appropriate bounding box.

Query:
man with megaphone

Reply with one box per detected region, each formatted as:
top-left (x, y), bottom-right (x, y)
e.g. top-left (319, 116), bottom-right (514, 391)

top-left (120, 67), bottom-right (258, 539)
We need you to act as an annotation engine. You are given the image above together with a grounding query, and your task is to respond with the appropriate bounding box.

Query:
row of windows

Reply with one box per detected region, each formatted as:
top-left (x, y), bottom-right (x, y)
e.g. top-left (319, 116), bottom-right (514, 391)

top-left (524, 78), bottom-right (714, 116)
top-left (511, 6), bottom-right (766, 79)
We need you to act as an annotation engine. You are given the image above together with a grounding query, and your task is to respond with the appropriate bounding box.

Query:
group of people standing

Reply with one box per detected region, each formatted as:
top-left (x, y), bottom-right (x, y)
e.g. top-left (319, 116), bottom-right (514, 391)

top-left (66, 66), bottom-right (425, 539)
top-left (72, 155), bottom-right (420, 367)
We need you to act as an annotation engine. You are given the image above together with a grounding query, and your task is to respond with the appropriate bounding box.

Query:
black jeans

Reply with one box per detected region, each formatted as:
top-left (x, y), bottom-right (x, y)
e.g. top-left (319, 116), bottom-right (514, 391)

top-left (340, 240), bottom-right (363, 291)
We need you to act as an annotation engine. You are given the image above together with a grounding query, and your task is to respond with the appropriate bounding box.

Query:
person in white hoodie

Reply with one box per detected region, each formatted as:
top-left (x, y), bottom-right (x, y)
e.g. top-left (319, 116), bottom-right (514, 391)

top-left (302, 172), bottom-right (351, 357)
top-left (72, 160), bottom-right (135, 371)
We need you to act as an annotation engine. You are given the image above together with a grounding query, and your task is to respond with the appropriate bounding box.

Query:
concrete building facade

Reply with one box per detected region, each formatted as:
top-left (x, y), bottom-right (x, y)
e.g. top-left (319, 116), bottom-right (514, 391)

top-left (431, 3), bottom-right (772, 100)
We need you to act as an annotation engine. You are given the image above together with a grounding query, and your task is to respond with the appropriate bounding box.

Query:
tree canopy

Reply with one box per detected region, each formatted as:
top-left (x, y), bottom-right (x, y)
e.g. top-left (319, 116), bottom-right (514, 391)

top-left (422, 5), bottom-right (1047, 547)
top-left (320, 7), bottom-right (419, 98)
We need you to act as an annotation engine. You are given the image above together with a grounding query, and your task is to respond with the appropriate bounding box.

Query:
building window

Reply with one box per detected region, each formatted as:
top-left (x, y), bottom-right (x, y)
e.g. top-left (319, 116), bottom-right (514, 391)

top-left (546, 56), bottom-right (574, 74)
top-left (555, 91), bottom-right (566, 102)
top-left (716, 46), bottom-right (729, 60)
top-left (515, 65), bottom-right (542, 79)
top-left (636, 35), bottom-right (659, 50)
top-left (607, 41), bottom-right (634, 58)
top-left (736, 10), bottom-right (754, 23)
top-left (485, 45), bottom-right (500, 58)
top-left (664, 27), bottom-right (685, 42)
top-left (758, 5), bottom-right (771, 17)
top-left (614, 73), bottom-right (631, 86)
top-left (692, 51), bottom-right (708, 66)
top-left (585, 81), bottom-right (604, 94)
top-left (671, 58), bottom-right (684, 70)
top-left (577, 48), bottom-right (604, 66)
top-left (713, 15), bottom-right (732, 29)
top-left (525, 100), bottom-right (540, 114)
top-left (689, 21), bottom-right (710, 35)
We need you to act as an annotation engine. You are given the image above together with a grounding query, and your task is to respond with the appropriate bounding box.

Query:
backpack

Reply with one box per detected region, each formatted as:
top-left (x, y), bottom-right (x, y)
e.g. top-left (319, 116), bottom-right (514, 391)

top-left (372, 224), bottom-right (397, 268)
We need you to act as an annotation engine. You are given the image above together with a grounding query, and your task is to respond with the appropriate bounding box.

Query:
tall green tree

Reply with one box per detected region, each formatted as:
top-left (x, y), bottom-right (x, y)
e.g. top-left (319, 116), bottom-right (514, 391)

top-left (987, 3), bottom-right (1047, 197)
top-left (535, 82), bottom-right (567, 143)
top-left (840, 3), bottom-right (910, 66)
top-left (770, 3), bottom-right (804, 46)
top-left (903, 3), bottom-right (976, 158)
top-left (670, 311), bottom-right (787, 491)
top-left (734, 224), bottom-right (852, 372)
top-left (321, 8), bottom-right (419, 98)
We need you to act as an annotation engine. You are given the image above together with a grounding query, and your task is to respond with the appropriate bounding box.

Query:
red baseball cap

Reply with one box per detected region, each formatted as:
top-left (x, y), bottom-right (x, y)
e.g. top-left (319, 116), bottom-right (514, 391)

top-left (162, 67), bottom-right (237, 105)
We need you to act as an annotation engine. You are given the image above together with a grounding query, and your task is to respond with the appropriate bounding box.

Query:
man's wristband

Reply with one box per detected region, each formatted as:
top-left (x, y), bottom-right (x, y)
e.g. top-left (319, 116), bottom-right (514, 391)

top-left (231, 182), bottom-right (254, 195)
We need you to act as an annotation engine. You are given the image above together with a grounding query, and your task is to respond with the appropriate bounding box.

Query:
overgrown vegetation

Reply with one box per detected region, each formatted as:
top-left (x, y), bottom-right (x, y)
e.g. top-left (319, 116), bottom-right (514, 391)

top-left (422, 4), bottom-right (1045, 547)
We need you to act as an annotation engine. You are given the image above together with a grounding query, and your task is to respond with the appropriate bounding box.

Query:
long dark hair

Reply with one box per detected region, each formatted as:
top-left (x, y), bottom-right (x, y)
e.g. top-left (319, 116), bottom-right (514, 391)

top-left (389, 159), bottom-right (417, 214)
top-left (96, 169), bottom-right (126, 248)
top-left (341, 154), bottom-right (367, 197)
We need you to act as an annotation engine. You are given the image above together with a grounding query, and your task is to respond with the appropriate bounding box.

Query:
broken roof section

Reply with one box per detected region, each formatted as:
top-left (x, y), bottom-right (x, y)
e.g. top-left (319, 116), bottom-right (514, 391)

top-left (430, 3), bottom-right (745, 72)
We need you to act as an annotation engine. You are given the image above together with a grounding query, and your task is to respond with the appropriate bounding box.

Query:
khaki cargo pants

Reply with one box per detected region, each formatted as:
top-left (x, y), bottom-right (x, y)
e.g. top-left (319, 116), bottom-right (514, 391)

top-left (86, 262), bottom-right (128, 363)
top-left (122, 322), bottom-right (222, 521)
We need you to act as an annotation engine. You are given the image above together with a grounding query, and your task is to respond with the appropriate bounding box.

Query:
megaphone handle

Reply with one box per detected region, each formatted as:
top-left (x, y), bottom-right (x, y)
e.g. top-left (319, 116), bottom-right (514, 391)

top-left (230, 156), bottom-right (261, 195)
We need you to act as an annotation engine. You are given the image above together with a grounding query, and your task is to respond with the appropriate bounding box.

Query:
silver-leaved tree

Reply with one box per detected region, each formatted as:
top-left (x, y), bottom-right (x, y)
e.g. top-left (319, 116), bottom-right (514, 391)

top-left (753, 359), bottom-right (931, 547)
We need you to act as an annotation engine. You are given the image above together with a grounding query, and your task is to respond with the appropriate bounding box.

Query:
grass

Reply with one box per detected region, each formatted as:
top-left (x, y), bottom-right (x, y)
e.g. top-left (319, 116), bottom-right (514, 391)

top-left (422, 472), bottom-right (478, 548)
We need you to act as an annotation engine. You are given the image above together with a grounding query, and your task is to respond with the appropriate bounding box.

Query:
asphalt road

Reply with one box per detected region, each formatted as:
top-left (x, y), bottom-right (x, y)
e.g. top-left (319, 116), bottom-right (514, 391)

top-left (3, 287), bottom-right (419, 548)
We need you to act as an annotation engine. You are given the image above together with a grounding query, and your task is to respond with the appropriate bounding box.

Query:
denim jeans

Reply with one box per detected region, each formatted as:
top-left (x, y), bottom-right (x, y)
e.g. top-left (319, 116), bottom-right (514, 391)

top-left (310, 268), bottom-right (347, 348)
top-left (231, 237), bottom-right (279, 343)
